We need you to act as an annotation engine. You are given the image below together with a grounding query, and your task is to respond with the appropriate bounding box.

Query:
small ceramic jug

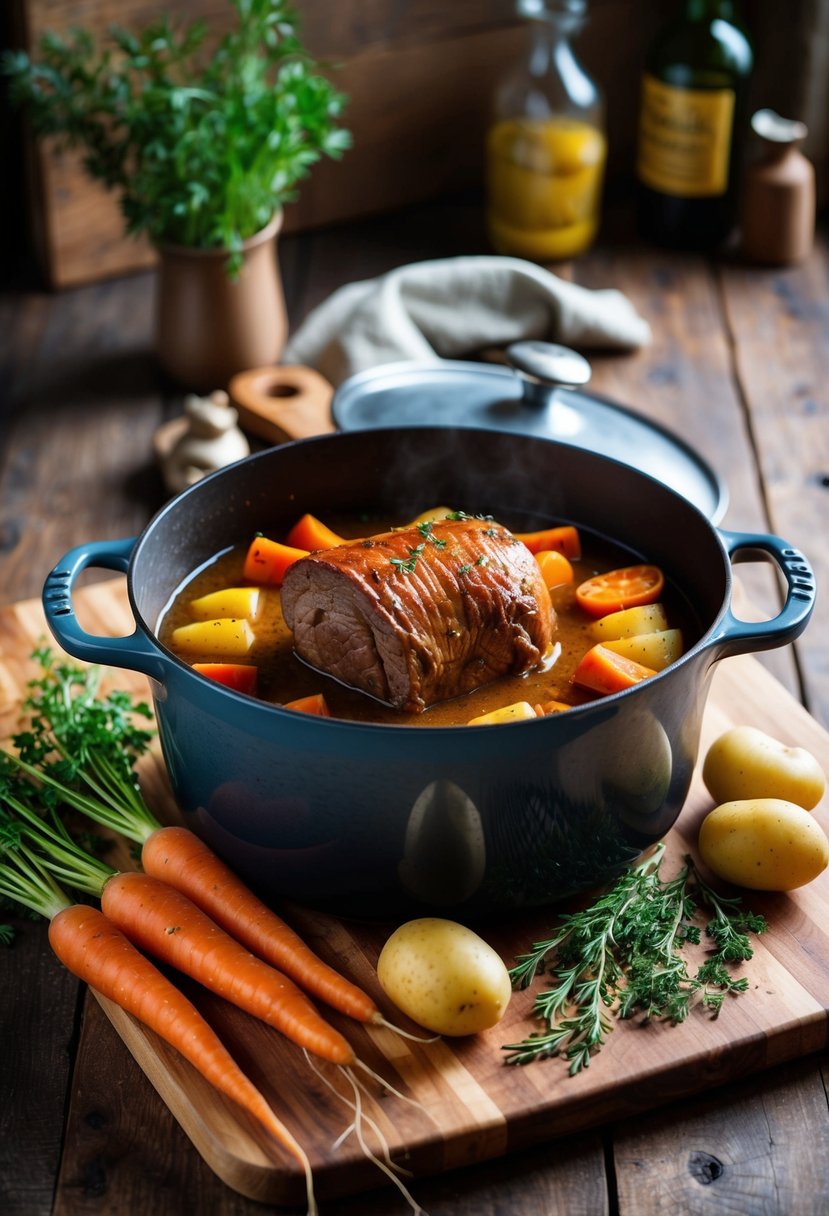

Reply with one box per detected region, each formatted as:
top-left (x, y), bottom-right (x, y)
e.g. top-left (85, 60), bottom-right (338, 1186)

top-left (740, 109), bottom-right (815, 266)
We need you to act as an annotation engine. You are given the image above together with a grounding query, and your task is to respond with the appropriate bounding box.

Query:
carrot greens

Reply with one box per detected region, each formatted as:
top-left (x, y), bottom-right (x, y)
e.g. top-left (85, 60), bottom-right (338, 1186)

top-left (504, 843), bottom-right (767, 1075)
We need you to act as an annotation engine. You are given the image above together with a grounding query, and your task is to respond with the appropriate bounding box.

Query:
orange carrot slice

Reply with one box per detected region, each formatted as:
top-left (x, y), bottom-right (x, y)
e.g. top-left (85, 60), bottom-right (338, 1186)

top-left (535, 549), bottom-right (575, 589)
top-left (192, 663), bottom-right (258, 694)
top-left (572, 643), bottom-right (657, 694)
top-left (284, 513), bottom-right (346, 551)
top-left (514, 525), bottom-right (581, 558)
top-left (243, 536), bottom-right (308, 586)
top-left (283, 693), bottom-right (331, 716)
top-left (575, 565), bottom-right (665, 618)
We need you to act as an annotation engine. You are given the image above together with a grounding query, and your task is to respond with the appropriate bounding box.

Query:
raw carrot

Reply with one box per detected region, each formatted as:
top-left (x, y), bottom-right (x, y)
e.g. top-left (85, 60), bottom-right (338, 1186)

top-left (572, 643), bottom-right (657, 694)
top-left (243, 535), bottom-right (308, 586)
top-left (100, 871), bottom-right (355, 1065)
top-left (140, 826), bottom-right (380, 1025)
top-left (283, 693), bottom-right (331, 716)
top-left (49, 905), bottom-right (316, 1209)
top-left (0, 842), bottom-right (317, 1214)
top-left (513, 524), bottom-right (581, 558)
top-left (192, 663), bottom-right (258, 694)
top-left (284, 513), bottom-right (346, 551)
top-left (4, 789), bottom-right (355, 1062)
top-left (8, 654), bottom-right (385, 1026)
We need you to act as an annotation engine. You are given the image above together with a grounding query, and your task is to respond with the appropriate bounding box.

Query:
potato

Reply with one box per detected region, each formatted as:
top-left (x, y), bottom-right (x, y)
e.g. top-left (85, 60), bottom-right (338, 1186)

top-left (698, 798), bottom-right (829, 891)
top-left (188, 586), bottom-right (261, 622)
top-left (601, 628), bottom-right (684, 672)
top-left (468, 701), bottom-right (536, 725)
top-left (589, 602), bottom-right (669, 641)
top-left (377, 917), bottom-right (512, 1036)
top-left (170, 617), bottom-right (255, 656)
top-left (703, 726), bottom-right (826, 811)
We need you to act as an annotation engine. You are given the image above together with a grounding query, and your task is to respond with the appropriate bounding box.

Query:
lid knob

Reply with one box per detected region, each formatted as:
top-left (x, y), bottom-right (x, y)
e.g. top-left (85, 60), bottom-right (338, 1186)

top-left (505, 341), bottom-right (592, 406)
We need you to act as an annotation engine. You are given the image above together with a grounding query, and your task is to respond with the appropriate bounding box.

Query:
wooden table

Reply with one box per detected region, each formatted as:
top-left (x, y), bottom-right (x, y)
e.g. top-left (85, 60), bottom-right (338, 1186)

top-left (2, 195), bottom-right (828, 1215)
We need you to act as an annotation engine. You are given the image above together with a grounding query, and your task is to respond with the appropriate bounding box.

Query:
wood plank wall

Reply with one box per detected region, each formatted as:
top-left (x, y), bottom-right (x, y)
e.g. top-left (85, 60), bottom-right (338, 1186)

top-left (4, 0), bottom-right (827, 288)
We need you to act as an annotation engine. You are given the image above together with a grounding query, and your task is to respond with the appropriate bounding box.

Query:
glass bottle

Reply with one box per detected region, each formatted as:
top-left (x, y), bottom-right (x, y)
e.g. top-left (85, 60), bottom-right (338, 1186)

top-left (485, 0), bottom-right (606, 263)
top-left (635, 0), bottom-right (754, 250)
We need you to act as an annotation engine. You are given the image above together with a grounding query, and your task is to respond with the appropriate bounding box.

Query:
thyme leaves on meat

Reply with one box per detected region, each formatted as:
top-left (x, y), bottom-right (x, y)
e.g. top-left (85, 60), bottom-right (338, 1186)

top-left (503, 844), bottom-right (766, 1075)
top-left (415, 521), bottom-right (447, 549)
top-left (390, 543), bottom-right (425, 574)
top-left (390, 523), bottom-right (450, 573)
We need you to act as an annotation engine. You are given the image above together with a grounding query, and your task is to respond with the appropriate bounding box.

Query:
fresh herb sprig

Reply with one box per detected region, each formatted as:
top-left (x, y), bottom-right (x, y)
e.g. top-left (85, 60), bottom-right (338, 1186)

top-left (504, 843), bottom-right (766, 1074)
top-left (2, 0), bottom-right (350, 271)
top-left (0, 648), bottom-right (159, 850)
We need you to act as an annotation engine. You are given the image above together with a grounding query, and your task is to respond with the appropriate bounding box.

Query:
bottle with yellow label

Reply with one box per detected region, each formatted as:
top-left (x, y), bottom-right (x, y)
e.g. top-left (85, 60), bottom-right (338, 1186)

top-left (486, 0), bottom-right (606, 263)
top-left (636, 0), bottom-right (753, 250)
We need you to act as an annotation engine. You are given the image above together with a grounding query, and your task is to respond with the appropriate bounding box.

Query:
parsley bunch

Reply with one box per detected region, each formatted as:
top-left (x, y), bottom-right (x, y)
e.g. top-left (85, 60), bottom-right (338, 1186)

top-left (2, 0), bottom-right (350, 270)
top-left (504, 843), bottom-right (767, 1074)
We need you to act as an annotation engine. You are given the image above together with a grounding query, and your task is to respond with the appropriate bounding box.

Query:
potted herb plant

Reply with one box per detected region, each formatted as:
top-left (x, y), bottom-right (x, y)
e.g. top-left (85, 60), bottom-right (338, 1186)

top-left (3, 0), bottom-right (350, 390)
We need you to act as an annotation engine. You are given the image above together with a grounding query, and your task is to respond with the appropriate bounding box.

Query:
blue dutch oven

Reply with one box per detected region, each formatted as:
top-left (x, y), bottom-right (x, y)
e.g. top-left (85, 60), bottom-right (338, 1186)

top-left (42, 428), bottom-right (816, 917)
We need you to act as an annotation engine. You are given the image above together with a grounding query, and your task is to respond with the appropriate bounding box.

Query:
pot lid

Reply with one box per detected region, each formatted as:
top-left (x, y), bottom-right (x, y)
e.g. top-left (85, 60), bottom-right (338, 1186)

top-left (332, 342), bottom-right (727, 522)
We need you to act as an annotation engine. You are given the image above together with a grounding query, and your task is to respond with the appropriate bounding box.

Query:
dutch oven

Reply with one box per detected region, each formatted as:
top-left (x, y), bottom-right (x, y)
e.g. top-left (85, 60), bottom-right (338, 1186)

top-left (42, 426), bottom-right (815, 918)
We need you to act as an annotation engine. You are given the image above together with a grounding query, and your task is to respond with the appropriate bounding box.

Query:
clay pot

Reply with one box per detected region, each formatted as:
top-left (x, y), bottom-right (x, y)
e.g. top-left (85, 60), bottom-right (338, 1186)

top-left (155, 212), bottom-right (288, 392)
top-left (740, 110), bottom-right (815, 266)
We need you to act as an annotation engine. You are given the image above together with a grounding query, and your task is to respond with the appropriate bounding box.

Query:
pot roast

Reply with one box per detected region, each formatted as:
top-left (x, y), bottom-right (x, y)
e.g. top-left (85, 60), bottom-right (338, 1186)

top-left (280, 517), bottom-right (555, 713)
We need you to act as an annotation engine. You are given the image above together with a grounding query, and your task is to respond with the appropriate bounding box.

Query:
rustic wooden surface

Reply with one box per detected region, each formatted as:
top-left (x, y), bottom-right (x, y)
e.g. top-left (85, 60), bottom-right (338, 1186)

top-left (1, 194), bottom-right (828, 1214)
top-left (4, 583), bottom-right (829, 1209)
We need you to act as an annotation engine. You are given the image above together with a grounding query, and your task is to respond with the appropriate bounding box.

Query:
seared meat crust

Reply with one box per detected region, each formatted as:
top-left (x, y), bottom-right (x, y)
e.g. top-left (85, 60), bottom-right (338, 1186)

top-left (280, 517), bottom-right (554, 714)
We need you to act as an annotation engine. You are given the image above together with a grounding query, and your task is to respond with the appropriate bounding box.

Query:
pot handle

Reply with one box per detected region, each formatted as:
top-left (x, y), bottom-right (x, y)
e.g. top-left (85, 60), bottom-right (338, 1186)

top-left (705, 530), bottom-right (816, 657)
top-left (42, 539), bottom-right (168, 681)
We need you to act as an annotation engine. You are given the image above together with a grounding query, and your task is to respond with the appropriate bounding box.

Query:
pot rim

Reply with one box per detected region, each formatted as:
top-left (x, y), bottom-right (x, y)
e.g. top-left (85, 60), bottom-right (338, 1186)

top-left (126, 426), bottom-right (735, 733)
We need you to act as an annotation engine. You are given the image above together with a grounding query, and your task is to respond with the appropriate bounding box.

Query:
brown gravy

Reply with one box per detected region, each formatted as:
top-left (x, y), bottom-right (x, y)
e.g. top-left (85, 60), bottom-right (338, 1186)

top-left (158, 516), bottom-right (690, 726)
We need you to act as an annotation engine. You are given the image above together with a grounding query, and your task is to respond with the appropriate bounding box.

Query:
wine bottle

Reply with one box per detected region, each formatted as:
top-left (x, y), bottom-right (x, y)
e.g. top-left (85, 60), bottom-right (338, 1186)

top-left (635, 0), bottom-right (753, 250)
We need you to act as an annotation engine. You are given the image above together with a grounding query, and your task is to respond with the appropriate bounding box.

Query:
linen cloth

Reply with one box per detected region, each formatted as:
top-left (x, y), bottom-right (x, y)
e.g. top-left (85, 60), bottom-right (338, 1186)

top-left (282, 255), bottom-right (652, 387)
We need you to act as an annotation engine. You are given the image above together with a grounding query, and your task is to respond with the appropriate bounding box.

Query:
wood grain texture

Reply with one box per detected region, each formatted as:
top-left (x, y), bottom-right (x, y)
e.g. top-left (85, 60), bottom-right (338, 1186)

top-left (3, 581), bottom-right (829, 1210)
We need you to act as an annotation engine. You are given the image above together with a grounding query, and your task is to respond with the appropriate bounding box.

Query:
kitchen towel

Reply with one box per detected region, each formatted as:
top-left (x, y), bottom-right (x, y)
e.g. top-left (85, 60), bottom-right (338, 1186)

top-left (282, 255), bottom-right (652, 387)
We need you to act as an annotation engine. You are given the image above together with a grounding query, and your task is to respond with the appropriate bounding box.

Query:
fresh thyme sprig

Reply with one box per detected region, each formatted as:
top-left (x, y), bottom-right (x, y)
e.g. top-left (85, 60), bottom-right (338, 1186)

top-left (503, 844), bottom-right (767, 1074)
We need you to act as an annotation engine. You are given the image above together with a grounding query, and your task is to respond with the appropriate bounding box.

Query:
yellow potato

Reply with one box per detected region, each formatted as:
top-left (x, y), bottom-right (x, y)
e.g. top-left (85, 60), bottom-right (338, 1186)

top-left (589, 602), bottom-right (669, 641)
top-left (188, 586), bottom-right (261, 622)
top-left (170, 617), bottom-right (255, 657)
top-left (702, 726), bottom-right (826, 810)
top-left (376, 917), bottom-right (512, 1036)
top-left (468, 701), bottom-right (536, 726)
top-left (698, 798), bottom-right (829, 891)
top-left (601, 628), bottom-right (684, 672)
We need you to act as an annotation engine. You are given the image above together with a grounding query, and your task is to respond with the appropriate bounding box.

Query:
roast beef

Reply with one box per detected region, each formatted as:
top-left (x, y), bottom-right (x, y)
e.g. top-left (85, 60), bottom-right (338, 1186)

top-left (279, 516), bottom-right (554, 714)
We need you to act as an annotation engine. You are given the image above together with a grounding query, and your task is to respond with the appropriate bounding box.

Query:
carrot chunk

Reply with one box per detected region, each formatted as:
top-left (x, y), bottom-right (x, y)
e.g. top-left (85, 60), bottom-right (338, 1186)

top-left (283, 693), bottom-right (331, 716)
top-left (243, 535), bottom-right (308, 586)
top-left (284, 513), bottom-right (346, 551)
top-left (192, 663), bottom-right (258, 695)
top-left (572, 643), bottom-right (657, 694)
top-left (514, 525), bottom-right (581, 558)
top-left (535, 549), bottom-right (575, 589)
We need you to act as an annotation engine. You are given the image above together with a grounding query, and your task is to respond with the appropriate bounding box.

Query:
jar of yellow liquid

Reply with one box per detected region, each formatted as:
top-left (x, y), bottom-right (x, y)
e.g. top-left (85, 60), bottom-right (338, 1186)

top-left (486, 0), bottom-right (606, 262)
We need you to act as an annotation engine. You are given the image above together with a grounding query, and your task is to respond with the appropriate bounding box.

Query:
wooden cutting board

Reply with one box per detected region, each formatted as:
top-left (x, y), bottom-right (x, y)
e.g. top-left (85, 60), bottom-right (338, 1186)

top-left (2, 579), bottom-right (829, 1208)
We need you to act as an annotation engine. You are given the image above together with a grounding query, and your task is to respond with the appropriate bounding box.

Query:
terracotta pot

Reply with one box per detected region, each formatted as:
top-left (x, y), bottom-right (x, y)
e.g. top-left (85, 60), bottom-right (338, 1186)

top-left (740, 110), bottom-right (816, 266)
top-left (155, 212), bottom-right (288, 392)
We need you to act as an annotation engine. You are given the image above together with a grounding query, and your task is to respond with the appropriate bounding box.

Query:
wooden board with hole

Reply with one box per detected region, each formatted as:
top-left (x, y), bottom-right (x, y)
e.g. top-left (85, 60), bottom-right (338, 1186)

top-left (2, 580), bottom-right (829, 1206)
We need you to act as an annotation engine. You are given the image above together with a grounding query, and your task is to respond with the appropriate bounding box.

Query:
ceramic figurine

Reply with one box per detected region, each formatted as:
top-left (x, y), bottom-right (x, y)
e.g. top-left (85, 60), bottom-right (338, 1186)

top-left (156, 390), bottom-right (251, 494)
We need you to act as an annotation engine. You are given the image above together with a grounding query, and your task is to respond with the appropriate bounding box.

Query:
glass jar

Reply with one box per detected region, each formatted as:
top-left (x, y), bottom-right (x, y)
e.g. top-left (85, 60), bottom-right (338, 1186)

top-left (485, 0), bottom-right (606, 262)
